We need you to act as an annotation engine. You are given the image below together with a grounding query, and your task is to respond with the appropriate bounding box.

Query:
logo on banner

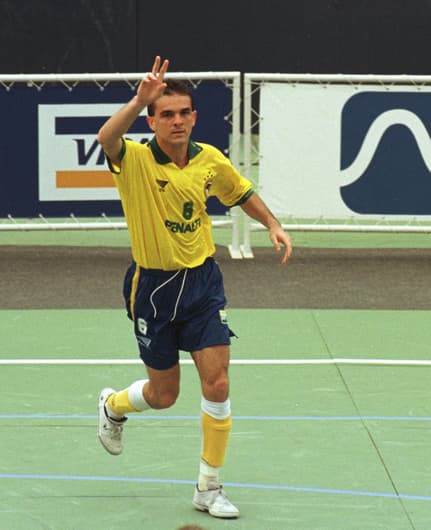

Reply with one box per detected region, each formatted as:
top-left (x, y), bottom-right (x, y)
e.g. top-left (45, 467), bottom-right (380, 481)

top-left (340, 92), bottom-right (431, 214)
top-left (38, 104), bottom-right (152, 201)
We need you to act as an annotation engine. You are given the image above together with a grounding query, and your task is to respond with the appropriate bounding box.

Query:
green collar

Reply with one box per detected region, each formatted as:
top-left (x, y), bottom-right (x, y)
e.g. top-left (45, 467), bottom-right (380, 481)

top-left (148, 136), bottom-right (202, 165)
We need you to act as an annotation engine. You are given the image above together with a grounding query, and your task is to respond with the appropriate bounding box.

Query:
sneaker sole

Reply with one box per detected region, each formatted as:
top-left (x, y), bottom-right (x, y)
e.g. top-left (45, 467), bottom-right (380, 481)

top-left (193, 501), bottom-right (239, 519)
top-left (97, 433), bottom-right (122, 456)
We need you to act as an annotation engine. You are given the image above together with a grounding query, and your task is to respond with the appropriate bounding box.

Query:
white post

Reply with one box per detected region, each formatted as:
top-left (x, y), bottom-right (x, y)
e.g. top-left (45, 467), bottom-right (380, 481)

top-left (227, 73), bottom-right (242, 259)
top-left (241, 74), bottom-right (254, 258)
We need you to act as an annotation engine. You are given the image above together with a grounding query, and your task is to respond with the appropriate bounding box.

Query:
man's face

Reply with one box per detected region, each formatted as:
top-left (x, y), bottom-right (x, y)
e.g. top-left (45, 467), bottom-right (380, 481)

top-left (146, 93), bottom-right (197, 148)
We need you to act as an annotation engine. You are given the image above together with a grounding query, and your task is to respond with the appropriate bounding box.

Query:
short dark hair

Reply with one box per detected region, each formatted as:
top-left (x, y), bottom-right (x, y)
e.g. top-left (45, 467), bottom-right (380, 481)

top-left (147, 79), bottom-right (195, 116)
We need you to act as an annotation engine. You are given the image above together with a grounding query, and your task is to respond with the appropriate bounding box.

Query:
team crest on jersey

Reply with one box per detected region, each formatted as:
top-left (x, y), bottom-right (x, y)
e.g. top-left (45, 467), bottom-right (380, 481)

top-left (204, 179), bottom-right (213, 198)
top-left (156, 179), bottom-right (169, 191)
top-left (204, 168), bottom-right (215, 198)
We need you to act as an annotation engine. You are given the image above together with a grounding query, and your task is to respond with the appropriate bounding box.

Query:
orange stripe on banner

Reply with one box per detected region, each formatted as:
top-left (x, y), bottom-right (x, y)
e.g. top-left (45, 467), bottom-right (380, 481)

top-left (56, 170), bottom-right (115, 188)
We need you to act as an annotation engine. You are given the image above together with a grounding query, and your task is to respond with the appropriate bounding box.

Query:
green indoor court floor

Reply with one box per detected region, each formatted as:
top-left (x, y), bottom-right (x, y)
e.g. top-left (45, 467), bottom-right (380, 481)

top-left (1, 308), bottom-right (431, 530)
top-left (1, 227), bottom-right (431, 529)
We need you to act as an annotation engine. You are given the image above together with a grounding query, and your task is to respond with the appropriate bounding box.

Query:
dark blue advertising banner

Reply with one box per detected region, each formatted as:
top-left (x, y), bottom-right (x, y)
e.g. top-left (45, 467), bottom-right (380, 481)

top-left (340, 91), bottom-right (431, 215)
top-left (0, 83), bottom-right (230, 217)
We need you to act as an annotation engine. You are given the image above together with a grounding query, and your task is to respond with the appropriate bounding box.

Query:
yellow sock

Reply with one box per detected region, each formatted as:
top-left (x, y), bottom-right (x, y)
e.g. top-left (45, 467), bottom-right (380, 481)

top-left (106, 380), bottom-right (149, 417)
top-left (201, 411), bottom-right (232, 467)
top-left (107, 388), bottom-right (139, 417)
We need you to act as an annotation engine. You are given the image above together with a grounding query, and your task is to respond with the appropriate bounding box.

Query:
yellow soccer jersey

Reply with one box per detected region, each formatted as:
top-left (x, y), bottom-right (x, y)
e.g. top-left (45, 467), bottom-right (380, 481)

top-left (109, 137), bottom-right (254, 270)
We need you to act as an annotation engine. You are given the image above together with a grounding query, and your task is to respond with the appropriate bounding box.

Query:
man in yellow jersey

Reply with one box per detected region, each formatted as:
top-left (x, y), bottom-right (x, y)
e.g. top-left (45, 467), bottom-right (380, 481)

top-left (96, 56), bottom-right (292, 519)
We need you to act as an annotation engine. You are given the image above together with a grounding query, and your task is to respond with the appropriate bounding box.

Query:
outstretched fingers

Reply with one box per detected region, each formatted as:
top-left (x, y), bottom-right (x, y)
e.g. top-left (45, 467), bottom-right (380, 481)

top-left (151, 55), bottom-right (169, 81)
top-left (151, 55), bottom-right (161, 75)
top-left (136, 56), bottom-right (170, 105)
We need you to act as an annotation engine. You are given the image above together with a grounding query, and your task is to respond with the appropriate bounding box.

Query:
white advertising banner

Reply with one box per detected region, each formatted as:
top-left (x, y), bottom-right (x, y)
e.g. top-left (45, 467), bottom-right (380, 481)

top-left (38, 103), bottom-right (151, 201)
top-left (259, 83), bottom-right (431, 219)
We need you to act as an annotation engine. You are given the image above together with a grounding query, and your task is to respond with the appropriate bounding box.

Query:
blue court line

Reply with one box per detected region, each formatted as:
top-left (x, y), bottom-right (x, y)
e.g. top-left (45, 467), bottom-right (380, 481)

top-left (1, 473), bottom-right (430, 502)
top-left (1, 414), bottom-right (431, 421)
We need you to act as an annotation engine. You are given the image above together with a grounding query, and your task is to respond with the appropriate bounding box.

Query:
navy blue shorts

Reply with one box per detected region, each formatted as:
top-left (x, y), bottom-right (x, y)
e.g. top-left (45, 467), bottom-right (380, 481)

top-left (123, 257), bottom-right (235, 370)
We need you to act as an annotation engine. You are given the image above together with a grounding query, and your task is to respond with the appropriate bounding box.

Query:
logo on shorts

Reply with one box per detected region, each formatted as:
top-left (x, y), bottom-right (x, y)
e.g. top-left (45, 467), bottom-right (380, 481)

top-left (137, 318), bottom-right (148, 335)
top-left (219, 310), bottom-right (228, 325)
top-left (137, 336), bottom-right (152, 349)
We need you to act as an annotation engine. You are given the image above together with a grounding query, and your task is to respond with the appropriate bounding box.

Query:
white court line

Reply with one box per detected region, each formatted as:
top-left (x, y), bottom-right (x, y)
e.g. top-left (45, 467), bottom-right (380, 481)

top-left (1, 358), bottom-right (431, 366)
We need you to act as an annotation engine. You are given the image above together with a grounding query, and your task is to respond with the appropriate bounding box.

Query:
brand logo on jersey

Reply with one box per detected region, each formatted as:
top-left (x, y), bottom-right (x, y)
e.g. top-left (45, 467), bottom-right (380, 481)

top-left (156, 179), bottom-right (169, 191)
top-left (38, 103), bottom-right (152, 201)
top-left (340, 92), bottom-right (431, 214)
top-left (165, 217), bottom-right (201, 233)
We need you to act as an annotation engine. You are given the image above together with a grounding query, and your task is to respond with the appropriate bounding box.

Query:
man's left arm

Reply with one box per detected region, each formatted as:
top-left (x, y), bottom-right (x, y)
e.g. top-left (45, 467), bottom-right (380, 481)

top-left (240, 192), bottom-right (292, 264)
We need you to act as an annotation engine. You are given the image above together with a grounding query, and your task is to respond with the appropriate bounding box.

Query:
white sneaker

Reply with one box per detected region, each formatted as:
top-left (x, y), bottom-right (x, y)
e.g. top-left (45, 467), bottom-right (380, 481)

top-left (97, 387), bottom-right (127, 455)
top-left (193, 485), bottom-right (239, 518)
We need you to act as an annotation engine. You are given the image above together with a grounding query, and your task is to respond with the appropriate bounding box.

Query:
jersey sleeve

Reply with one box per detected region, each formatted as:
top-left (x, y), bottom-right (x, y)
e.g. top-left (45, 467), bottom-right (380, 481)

top-left (105, 137), bottom-right (127, 174)
top-left (107, 138), bottom-right (147, 194)
top-left (208, 146), bottom-right (254, 207)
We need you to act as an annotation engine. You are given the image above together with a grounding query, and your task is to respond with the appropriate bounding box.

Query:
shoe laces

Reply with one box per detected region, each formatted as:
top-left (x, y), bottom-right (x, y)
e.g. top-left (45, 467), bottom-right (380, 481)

top-left (103, 419), bottom-right (123, 438)
top-left (103, 406), bottom-right (126, 437)
top-left (204, 485), bottom-right (226, 502)
top-left (213, 487), bottom-right (228, 501)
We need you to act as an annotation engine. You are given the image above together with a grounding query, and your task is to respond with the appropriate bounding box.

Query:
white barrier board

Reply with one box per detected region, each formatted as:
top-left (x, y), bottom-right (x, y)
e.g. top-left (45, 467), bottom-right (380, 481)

top-left (259, 83), bottom-right (431, 219)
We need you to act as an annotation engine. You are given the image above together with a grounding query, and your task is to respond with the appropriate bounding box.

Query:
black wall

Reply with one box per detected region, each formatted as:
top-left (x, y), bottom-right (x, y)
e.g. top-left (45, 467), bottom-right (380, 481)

top-left (2, 0), bottom-right (431, 74)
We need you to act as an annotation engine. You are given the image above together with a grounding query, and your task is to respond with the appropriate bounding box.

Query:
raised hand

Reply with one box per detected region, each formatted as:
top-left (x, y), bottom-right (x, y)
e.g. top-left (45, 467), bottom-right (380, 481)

top-left (136, 56), bottom-right (169, 107)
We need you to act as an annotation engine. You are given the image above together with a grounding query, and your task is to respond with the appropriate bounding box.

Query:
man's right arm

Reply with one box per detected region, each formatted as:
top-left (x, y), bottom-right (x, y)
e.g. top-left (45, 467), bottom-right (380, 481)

top-left (96, 55), bottom-right (169, 167)
top-left (97, 98), bottom-right (146, 166)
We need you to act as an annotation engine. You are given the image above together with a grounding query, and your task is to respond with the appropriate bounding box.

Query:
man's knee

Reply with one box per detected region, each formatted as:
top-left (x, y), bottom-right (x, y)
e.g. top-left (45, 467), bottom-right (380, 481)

top-left (155, 391), bottom-right (178, 409)
top-left (203, 374), bottom-right (229, 402)
top-left (144, 383), bottom-right (179, 409)
top-left (144, 363), bottom-right (180, 409)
